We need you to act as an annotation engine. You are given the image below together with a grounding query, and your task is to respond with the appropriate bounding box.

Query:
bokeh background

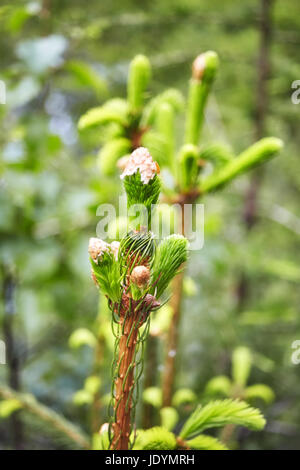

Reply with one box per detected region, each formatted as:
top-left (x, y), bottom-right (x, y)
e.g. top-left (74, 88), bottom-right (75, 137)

top-left (0, 0), bottom-right (300, 450)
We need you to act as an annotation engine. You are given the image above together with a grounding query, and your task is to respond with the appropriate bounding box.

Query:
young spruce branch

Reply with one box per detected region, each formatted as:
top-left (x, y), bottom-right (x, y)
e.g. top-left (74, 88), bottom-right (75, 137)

top-left (89, 147), bottom-right (188, 450)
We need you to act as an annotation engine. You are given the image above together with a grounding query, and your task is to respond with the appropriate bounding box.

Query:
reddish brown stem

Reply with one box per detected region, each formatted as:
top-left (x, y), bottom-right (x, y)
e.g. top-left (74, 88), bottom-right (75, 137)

top-left (162, 196), bottom-right (195, 406)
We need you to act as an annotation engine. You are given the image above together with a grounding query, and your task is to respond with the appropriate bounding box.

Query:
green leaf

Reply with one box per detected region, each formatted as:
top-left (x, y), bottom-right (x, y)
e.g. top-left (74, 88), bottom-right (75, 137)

top-left (141, 129), bottom-right (171, 168)
top-left (155, 102), bottom-right (175, 168)
top-left (261, 258), bottom-right (300, 282)
top-left (172, 388), bottom-right (197, 408)
top-left (84, 376), bottom-right (101, 395)
top-left (187, 434), bottom-right (229, 450)
top-left (183, 277), bottom-right (197, 297)
top-left (160, 407), bottom-right (179, 431)
top-left (90, 250), bottom-right (121, 303)
top-left (123, 171), bottom-right (161, 226)
top-left (69, 328), bottom-right (97, 349)
top-left (180, 399), bottom-right (266, 439)
top-left (200, 138), bottom-right (283, 193)
top-left (0, 399), bottom-right (22, 418)
top-left (98, 137), bottom-right (131, 176)
top-left (73, 390), bottom-right (93, 406)
top-left (205, 376), bottom-right (232, 397)
top-left (119, 230), bottom-right (155, 274)
top-left (107, 216), bottom-right (129, 241)
top-left (185, 51), bottom-right (219, 145)
top-left (78, 99), bottom-right (129, 130)
top-left (151, 235), bottom-right (188, 299)
top-left (134, 427), bottom-right (177, 450)
top-left (244, 384), bottom-right (275, 405)
top-left (199, 143), bottom-right (234, 165)
top-left (66, 60), bottom-right (107, 96)
top-left (142, 88), bottom-right (184, 126)
top-left (150, 304), bottom-right (173, 336)
top-left (0, 385), bottom-right (89, 449)
top-left (92, 424), bottom-right (110, 450)
top-left (178, 144), bottom-right (200, 190)
top-left (232, 347), bottom-right (252, 388)
top-left (127, 54), bottom-right (151, 112)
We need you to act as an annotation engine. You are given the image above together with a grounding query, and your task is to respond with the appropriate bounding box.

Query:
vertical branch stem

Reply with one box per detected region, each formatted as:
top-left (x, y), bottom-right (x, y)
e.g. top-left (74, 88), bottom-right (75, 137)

top-left (111, 304), bottom-right (140, 450)
top-left (162, 198), bottom-right (190, 406)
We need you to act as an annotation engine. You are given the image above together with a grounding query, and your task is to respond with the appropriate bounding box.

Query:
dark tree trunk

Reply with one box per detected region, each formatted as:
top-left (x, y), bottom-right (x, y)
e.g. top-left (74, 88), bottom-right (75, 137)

top-left (236, 0), bottom-right (275, 309)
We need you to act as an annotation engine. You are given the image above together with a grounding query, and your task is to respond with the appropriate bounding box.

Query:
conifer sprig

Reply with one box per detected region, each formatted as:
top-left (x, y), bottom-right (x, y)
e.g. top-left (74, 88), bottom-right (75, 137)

top-left (151, 235), bottom-right (189, 299)
top-left (180, 399), bottom-right (266, 440)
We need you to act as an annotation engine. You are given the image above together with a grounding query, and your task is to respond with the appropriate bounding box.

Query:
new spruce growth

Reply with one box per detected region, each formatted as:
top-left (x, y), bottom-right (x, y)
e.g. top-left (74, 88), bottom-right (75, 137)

top-left (79, 50), bottom-right (283, 443)
top-left (89, 148), bottom-right (188, 450)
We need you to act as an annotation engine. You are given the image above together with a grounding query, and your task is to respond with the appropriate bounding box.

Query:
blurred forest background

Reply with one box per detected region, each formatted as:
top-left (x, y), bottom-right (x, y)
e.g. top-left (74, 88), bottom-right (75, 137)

top-left (0, 0), bottom-right (300, 450)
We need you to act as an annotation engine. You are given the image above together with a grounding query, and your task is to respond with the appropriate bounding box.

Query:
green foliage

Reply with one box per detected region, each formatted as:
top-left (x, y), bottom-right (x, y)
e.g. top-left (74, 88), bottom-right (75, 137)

top-left (204, 346), bottom-right (275, 415)
top-left (78, 99), bottom-right (129, 130)
top-left (199, 144), bottom-right (233, 166)
top-left (84, 376), bottom-right (101, 395)
top-left (205, 376), bottom-right (232, 397)
top-left (90, 251), bottom-right (121, 303)
top-left (66, 60), bottom-right (107, 97)
top-left (200, 138), bottom-right (283, 193)
top-left (143, 88), bottom-right (184, 123)
top-left (244, 385), bottom-right (275, 405)
top-left (149, 304), bottom-right (173, 335)
top-left (1, 0), bottom-right (296, 451)
top-left (127, 54), bottom-right (151, 112)
top-left (69, 328), bottom-right (97, 349)
top-left (123, 171), bottom-right (161, 224)
top-left (73, 390), bottom-right (93, 406)
top-left (151, 235), bottom-right (188, 298)
top-left (143, 387), bottom-right (162, 409)
top-left (133, 399), bottom-right (264, 450)
top-left (119, 229), bottom-right (155, 269)
top-left (0, 399), bottom-right (22, 418)
top-left (155, 102), bottom-right (175, 167)
top-left (172, 388), bottom-right (197, 408)
top-left (185, 51), bottom-right (219, 145)
top-left (0, 386), bottom-right (89, 449)
top-left (92, 425), bottom-right (110, 450)
top-left (180, 399), bottom-right (266, 439)
top-left (178, 144), bottom-right (200, 190)
top-left (183, 277), bottom-right (197, 297)
top-left (134, 427), bottom-right (177, 450)
top-left (232, 346), bottom-right (252, 388)
top-left (186, 435), bottom-right (228, 450)
top-left (160, 407), bottom-right (179, 431)
top-left (98, 138), bottom-right (131, 176)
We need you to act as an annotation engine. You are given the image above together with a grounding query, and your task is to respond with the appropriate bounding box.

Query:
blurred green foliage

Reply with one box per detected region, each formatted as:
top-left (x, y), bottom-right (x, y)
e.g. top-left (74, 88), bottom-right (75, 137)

top-left (0, 0), bottom-right (300, 450)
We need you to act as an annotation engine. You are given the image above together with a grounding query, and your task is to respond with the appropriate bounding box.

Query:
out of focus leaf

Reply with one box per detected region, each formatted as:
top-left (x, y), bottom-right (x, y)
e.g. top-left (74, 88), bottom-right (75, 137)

top-left (160, 407), bottom-right (179, 431)
top-left (69, 328), bottom-right (97, 349)
top-left (0, 399), bottom-right (22, 418)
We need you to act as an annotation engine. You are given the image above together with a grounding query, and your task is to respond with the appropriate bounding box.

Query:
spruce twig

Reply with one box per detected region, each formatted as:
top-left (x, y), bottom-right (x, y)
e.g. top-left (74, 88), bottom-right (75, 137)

top-left (0, 384), bottom-right (90, 449)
